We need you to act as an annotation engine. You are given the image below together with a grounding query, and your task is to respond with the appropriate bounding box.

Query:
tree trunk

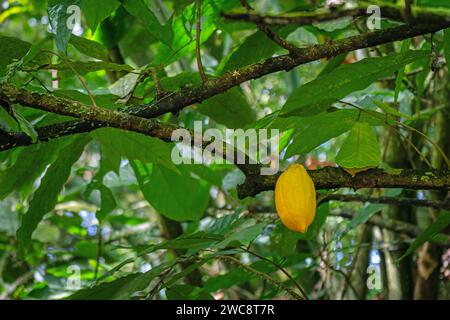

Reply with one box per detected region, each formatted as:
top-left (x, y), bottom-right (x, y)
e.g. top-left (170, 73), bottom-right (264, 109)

top-left (414, 77), bottom-right (450, 299)
top-left (381, 128), bottom-right (415, 299)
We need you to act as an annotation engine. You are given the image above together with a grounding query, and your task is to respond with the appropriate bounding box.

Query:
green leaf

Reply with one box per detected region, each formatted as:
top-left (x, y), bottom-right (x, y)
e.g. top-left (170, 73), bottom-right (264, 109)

top-left (152, 0), bottom-right (227, 65)
top-left (319, 53), bottom-right (347, 76)
top-left (0, 105), bottom-right (18, 131)
top-left (48, 61), bottom-right (133, 74)
top-left (67, 264), bottom-right (168, 300)
top-left (91, 128), bottom-right (178, 173)
top-left (0, 140), bottom-right (68, 200)
top-left (335, 122), bottom-right (381, 170)
top-left (69, 35), bottom-right (110, 61)
top-left (444, 29), bottom-right (450, 68)
top-left (48, 0), bottom-right (82, 52)
top-left (395, 39), bottom-right (411, 105)
top-left (332, 203), bottom-right (385, 242)
top-left (135, 232), bottom-right (223, 257)
top-left (223, 26), bottom-right (295, 73)
top-left (215, 222), bottom-right (266, 248)
top-left (17, 136), bottom-right (90, 254)
top-left (372, 99), bottom-right (412, 120)
top-left (11, 105), bottom-right (38, 143)
top-left (417, 0), bottom-right (450, 8)
top-left (198, 88), bottom-right (256, 128)
top-left (166, 284), bottom-right (214, 300)
top-left (284, 110), bottom-right (358, 157)
top-left (204, 268), bottom-right (252, 293)
top-left (399, 211), bottom-right (450, 261)
top-left (279, 51), bottom-right (428, 117)
top-left (54, 90), bottom-right (120, 110)
top-left (132, 162), bottom-right (210, 222)
top-left (82, 0), bottom-right (121, 33)
top-left (271, 223), bottom-right (302, 257)
top-left (122, 0), bottom-right (172, 47)
top-left (0, 199), bottom-right (19, 236)
top-left (348, 204), bottom-right (385, 230)
top-left (303, 202), bottom-right (329, 240)
top-left (85, 154), bottom-right (117, 222)
top-left (283, 109), bottom-right (386, 157)
top-left (0, 36), bottom-right (31, 77)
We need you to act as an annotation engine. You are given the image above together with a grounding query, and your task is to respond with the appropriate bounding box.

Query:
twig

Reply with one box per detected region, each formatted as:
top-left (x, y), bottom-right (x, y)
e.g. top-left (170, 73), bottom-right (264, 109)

top-left (240, 246), bottom-right (309, 299)
top-left (94, 224), bottom-right (103, 280)
top-left (239, 0), bottom-right (300, 53)
top-left (196, 0), bottom-right (207, 82)
top-left (44, 50), bottom-right (97, 108)
top-left (0, 271), bottom-right (33, 300)
top-left (340, 225), bottom-right (369, 299)
top-left (318, 251), bottom-right (359, 299)
top-left (217, 255), bottom-right (306, 300)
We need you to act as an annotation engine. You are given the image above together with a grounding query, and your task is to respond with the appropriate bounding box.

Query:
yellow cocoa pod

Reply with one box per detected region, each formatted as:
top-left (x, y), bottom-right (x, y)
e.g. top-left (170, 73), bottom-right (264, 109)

top-left (275, 164), bottom-right (316, 233)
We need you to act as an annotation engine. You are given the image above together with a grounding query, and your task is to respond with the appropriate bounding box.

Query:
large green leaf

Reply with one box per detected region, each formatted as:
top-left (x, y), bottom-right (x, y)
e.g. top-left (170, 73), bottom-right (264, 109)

top-left (282, 109), bottom-right (386, 157)
top-left (0, 36), bottom-right (31, 77)
top-left (69, 35), bottom-right (110, 61)
top-left (222, 26), bottom-right (296, 73)
top-left (152, 0), bottom-right (235, 65)
top-left (132, 162), bottom-right (210, 222)
top-left (399, 211), bottom-right (450, 261)
top-left (335, 122), bottom-right (381, 170)
top-left (48, 0), bottom-right (82, 52)
top-left (204, 268), bottom-right (254, 292)
top-left (122, 0), bottom-right (172, 47)
top-left (91, 128), bottom-right (178, 173)
top-left (348, 204), bottom-right (385, 230)
top-left (82, 0), bottom-right (121, 33)
top-left (215, 222), bottom-right (266, 248)
top-left (271, 223), bottom-right (302, 257)
top-left (11, 105), bottom-right (38, 143)
top-left (166, 284), bottom-right (214, 300)
top-left (284, 110), bottom-right (361, 157)
top-left (67, 264), bottom-right (168, 300)
top-left (0, 140), bottom-right (69, 200)
top-left (85, 153), bottom-right (118, 222)
top-left (198, 87), bottom-right (256, 128)
top-left (279, 51), bottom-right (428, 117)
top-left (17, 136), bottom-right (90, 254)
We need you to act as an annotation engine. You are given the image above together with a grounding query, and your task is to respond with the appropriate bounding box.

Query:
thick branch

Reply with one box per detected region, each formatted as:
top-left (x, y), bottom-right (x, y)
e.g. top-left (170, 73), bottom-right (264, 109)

top-left (0, 83), bottom-right (177, 150)
top-left (238, 167), bottom-right (450, 198)
top-left (223, 2), bottom-right (450, 26)
top-left (323, 194), bottom-right (450, 210)
top-left (128, 22), bottom-right (450, 119)
top-left (330, 211), bottom-right (450, 244)
top-left (1, 22), bottom-right (449, 152)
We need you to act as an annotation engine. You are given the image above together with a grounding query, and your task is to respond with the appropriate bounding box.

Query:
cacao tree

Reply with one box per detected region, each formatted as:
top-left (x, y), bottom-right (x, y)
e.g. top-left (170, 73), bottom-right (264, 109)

top-left (0, 0), bottom-right (449, 300)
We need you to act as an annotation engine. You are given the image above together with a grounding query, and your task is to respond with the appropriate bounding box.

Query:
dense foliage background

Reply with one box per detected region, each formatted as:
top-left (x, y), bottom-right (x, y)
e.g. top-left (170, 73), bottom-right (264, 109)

top-left (0, 0), bottom-right (449, 300)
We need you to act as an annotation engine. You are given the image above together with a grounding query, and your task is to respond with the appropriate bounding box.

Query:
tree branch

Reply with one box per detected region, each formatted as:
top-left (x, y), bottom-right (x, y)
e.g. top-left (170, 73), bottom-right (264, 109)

top-left (0, 83), bottom-right (177, 150)
top-left (239, 0), bottom-right (300, 53)
top-left (330, 211), bottom-right (450, 245)
top-left (196, 0), bottom-right (207, 82)
top-left (222, 1), bottom-right (450, 26)
top-left (129, 22), bottom-right (450, 119)
top-left (322, 193), bottom-right (450, 210)
top-left (238, 167), bottom-right (450, 198)
top-left (1, 22), bottom-right (449, 152)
